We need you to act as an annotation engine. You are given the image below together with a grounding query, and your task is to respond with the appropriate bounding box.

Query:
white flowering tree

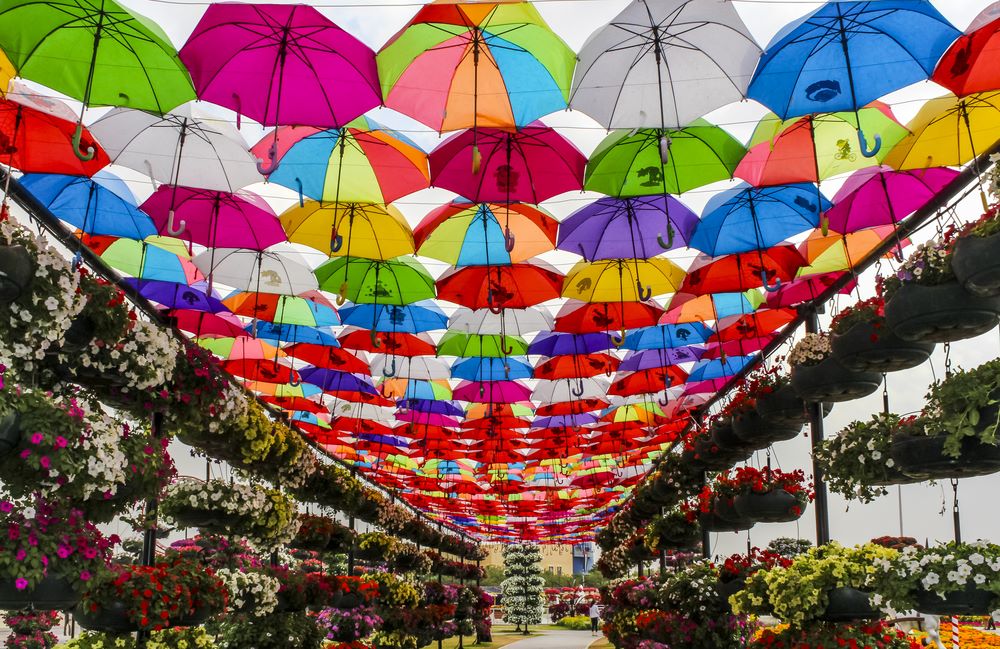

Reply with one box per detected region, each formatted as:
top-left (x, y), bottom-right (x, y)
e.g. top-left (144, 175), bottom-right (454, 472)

top-left (500, 544), bottom-right (544, 634)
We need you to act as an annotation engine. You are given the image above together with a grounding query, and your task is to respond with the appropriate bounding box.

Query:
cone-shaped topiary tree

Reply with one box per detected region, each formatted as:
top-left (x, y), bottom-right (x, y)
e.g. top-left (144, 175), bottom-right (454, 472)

top-left (500, 543), bottom-right (544, 634)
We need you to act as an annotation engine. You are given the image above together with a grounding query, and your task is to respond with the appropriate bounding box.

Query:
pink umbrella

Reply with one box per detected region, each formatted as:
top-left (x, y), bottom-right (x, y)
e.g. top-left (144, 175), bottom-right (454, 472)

top-left (429, 123), bottom-right (586, 203)
top-left (179, 3), bottom-right (381, 172)
top-left (170, 310), bottom-right (251, 338)
top-left (141, 185), bottom-right (286, 250)
top-left (823, 166), bottom-right (960, 234)
top-left (764, 272), bottom-right (856, 308)
top-left (452, 380), bottom-right (532, 404)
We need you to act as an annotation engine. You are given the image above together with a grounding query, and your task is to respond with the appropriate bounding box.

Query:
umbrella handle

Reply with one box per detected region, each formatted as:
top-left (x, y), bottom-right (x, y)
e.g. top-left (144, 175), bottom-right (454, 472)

top-left (503, 342), bottom-right (515, 355)
top-left (857, 128), bottom-right (881, 158)
top-left (295, 178), bottom-right (304, 208)
top-left (336, 282), bottom-right (348, 306)
top-left (656, 224), bottom-right (675, 250)
top-left (760, 270), bottom-right (782, 293)
top-left (605, 363), bottom-right (613, 378)
top-left (369, 328), bottom-right (382, 349)
top-left (71, 122), bottom-right (95, 162)
top-left (659, 134), bottom-right (672, 165)
top-left (289, 375), bottom-right (301, 387)
top-left (486, 290), bottom-right (503, 315)
top-left (382, 356), bottom-right (396, 378)
top-left (611, 329), bottom-right (627, 348)
top-left (657, 393), bottom-right (669, 407)
top-left (330, 232), bottom-right (344, 253)
top-left (504, 227), bottom-right (515, 253)
top-left (256, 141), bottom-right (280, 175)
top-left (166, 209), bottom-right (187, 237)
top-left (820, 214), bottom-right (829, 236)
top-left (636, 279), bottom-right (653, 302)
top-left (570, 379), bottom-right (585, 398)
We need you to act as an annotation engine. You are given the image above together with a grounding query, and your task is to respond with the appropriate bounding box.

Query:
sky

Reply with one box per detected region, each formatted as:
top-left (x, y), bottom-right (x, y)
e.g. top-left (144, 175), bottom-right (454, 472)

top-left (10, 0), bottom-right (1000, 552)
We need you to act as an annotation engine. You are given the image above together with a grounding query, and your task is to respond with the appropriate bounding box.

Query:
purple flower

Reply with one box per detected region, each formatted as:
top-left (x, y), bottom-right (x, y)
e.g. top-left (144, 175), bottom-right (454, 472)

top-left (14, 579), bottom-right (28, 591)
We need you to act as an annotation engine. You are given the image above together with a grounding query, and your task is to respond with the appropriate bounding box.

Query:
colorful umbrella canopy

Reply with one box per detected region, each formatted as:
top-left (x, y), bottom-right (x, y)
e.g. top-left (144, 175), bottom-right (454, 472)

top-left (340, 329), bottom-right (435, 356)
top-left (192, 248), bottom-right (318, 294)
top-left (281, 201), bottom-right (415, 260)
top-left (883, 92), bottom-right (1000, 170)
top-left (126, 279), bottom-right (228, 313)
top-left (0, 51), bottom-right (13, 95)
top-left (340, 302), bottom-right (447, 334)
top-left (284, 343), bottom-right (369, 374)
top-left (664, 290), bottom-right (764, 324)
top-left (222, 292), bottom-right (340, 327)
top-left (554, 300), bottom-right (664, 334)
top-left (823, 166), bottom-right (960, 233)
top-left (414, 200), bottom-right (557, 266)
top-left (437, 332), bottom-right (528, 358)
top-left (429, 124), bottom-right (586, 203)
top-left (79, 235), bottom-right (200, 284)
top-left (21, 172), bottom-right (154, 238)
top-left (622, 323), bottom-right (713, 350)
top-left (436, 262), bottom-right (563, 310)
top-left (796, 226), bottom-right (901, 276)
top-left (376, 1), bottom-right (574, 131)
top-left (681, 246), bottom-right (806, 295)
top-left (449, 307), bottom-right (552, 336)
top-left (932, 4), bottom-right (1000, 97)
top-left (570, 0), bottom-right (760, 128)
top-left (558, 196), bottom-right (698, 260)
top-left (180, 3), bottom-right (380, 130)
top-left (315, 257), bottom-right (436, 306)
top-left (563, 258), bottom-right (685, 303)
top-left (584, 121), bottom-right (747, 197)
top-left (254, 117), bottom-right (429, 204)
top-left (451, 356), bottom-right (532, 381)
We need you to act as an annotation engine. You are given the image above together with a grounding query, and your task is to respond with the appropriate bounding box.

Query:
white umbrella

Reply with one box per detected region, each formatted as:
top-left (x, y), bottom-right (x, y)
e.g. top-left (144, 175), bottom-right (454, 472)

top-left (570, 0), bottom-right (761, 129)
top-left (370, 354), bottom-right (451, 380)
top-left (448, 307), bottom-right (554, 336)
top-left (89, 105), bottom-right (263, 197)
top-left (531, 378), bottom-right (610, 402)
top-left (192, 248), bottom-right (318, 294)
top-left (330, 400), bottom-right (397, 423)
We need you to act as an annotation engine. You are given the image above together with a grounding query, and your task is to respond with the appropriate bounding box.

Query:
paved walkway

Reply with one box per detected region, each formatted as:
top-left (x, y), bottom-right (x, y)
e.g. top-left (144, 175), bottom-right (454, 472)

top-left (506, 630), bottom-right (598, 649)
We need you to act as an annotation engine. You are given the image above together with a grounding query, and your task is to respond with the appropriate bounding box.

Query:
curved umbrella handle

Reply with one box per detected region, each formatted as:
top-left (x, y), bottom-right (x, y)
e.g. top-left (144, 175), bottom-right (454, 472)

top-left (657, 393), bottom-right (669, 407)
top-left (472, 143), bottom-right (482, 174)
top-left (336, 281), bottom-right (348, 307)
top-left (72, 122), bottom-right (95, 162)
top-left (256, 141), bottom-right (280, 175)
top-left (659, 133), bottom-right (672, 165)
top-left (656, 224), bottom-right (675, 250)
top-left (486, 290), bottom-right (504, 315)
top-left (295, 178), bottom-right (305, 208)
top-left (289, 374), bottom-right (302, 388)
top-left (611, 329), bottom-right (627, 349)
top-left (504, 227), bottom-right (515, 253)
top-left (382, 356), bottom-right (396, 378)
top-left (605, 363), bottom-right (614, 378)
top-left (857, 128), bottom-right (882, 158)
top-left (636, 279), bottom-right (653, 302)
top-left (330, 231), bottom-right (344, 253)
top-left (503, 342), bottom-right (515, 356)
top-left (369, 328), bottom-right (382, 349)
top-left (570, 378), bottom-right (585, 398)
top-left (166, 209), bottom-right (187, 237)
top-left (820, 214), bottom-right (829, 237)
top-left (232, 93), bottom-right (242, 130)
top-left (760, 269), bottom-right (782, 293)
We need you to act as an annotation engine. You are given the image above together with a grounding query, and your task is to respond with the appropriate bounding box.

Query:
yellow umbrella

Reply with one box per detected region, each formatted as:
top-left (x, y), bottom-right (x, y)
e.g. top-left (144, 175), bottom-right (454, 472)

top-left (563, 258), bottom-right (684, 303)
top-left (0, 50), bottom-right (13, 96)
top-left (280, 201), bottom-right (414, 260)
top-left (884, 91), bottom-right (1000, 170)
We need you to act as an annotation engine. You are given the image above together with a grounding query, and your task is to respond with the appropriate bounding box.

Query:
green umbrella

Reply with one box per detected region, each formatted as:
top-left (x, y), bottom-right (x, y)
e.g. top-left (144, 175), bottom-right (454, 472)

top-left (315, 256), bottom-right (435, 306)
top-left (436, 332), bottom-right (528, 358)
top-left (0, 0), bottom-right (194, 159)
top-left (585, 119), bottom-right (746, 197)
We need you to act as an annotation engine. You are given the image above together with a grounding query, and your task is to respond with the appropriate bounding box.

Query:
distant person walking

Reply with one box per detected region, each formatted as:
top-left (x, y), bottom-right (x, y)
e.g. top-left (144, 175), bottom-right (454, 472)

top-left (589, 602), bottom-right (601, 635)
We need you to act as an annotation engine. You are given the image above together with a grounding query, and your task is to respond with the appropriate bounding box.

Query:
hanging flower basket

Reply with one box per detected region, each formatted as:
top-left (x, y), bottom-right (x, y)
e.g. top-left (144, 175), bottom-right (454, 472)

top-left (710, 417), bottom-right (758, 452)
top-left (0, 575), bottom-right (79, 611)
top-left (60, 315), bottom-right (97, 352)
top-left (884, 282), bottom-right (1000, 343)
top-left (733, 489), bottom-right (805, 523)
top-left (914, 583), bottom-right (995, 616)
top-left (890, 434), bottom-right (1000, 480)
top-left (952, 231), bottom-right (1000, 297)
top-left (791, 357), bottom-right (882, 403)
top-left (686, 434), bottom-right (751, 471)
top-left (167, 504), bottom-right (240, 532)
top-left (698, 511), bottom-right (753, 533)
top-left (817, 587), bottom-right (878, 622)
top-left (831, 320), bottom-right (935, 373)
top-left (0, 245), bottom-right (35, 304)
top-left (0, 410), bottom-right (20, 460)
top-left (755, 384), bottom-right (809, 426)
top-left (74, 599), bottom-right (139, 634)
top-left (712, 497), bottom-right (756, 528)
top-left (731, 408), bottom-right (801, 447)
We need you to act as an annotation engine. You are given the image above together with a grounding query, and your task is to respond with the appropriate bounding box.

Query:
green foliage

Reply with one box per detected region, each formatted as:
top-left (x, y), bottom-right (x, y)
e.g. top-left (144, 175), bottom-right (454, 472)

top-left (212, 612), bottom-right (324, 649)
top-left (558, 615), bottom-right (591, 630)
top-left (814, 414), bottom-right (901, 503)
top-left (872, 541), bottom-right (1000, 612)
top-left (766, 538), bottom-right (813, 559)
top-left (920, 358), bottom-right (1000, 456)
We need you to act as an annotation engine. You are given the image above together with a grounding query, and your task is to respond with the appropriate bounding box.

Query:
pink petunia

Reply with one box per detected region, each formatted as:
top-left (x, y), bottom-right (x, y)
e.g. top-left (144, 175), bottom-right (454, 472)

top-left (39, 457), bottom-right (50, 469)
top-left (54, 437), bottom-right (67, 449)
top-left (79, 570), bottom-right (91, 581)
top-left (29, 433), bottom-right (43, 445)
top-left (14, 578), bottom-right (28, 591)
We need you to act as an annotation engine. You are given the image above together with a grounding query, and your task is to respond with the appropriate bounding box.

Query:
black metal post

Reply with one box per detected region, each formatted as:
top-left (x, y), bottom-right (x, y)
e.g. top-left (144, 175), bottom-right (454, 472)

top-left (804, 309), bottom-right (831, 546)
top-left (952, 479), bottom-right (962, 543)
top-left (700, 471), bottom-right (711, 558)
top-left (347, 515), bottom-right (356, 576)
top-left (136, 411), bottom-right (163, 644)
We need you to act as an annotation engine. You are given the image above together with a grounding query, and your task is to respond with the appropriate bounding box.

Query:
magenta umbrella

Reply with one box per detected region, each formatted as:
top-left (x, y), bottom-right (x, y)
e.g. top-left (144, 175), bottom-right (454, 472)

top-left (429, 123), bottom-right (586, 203)
top-left (824, 166), bottom-right (960, 234)
top-left (179, 3), bottom-right (381, 172)
top-left (452, 380), bottom-right (532, 404)
top-left (764, 272), bottom-right (856, 308)
top-left (141, 185), bottom-right (286, 250)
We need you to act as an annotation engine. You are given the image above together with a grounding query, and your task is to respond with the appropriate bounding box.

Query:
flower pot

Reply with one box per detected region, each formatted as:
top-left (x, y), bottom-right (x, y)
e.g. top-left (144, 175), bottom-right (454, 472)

top-left (731, 409), bottom-right (802, 448)
top-left (329, 592), bottom-right (363, 609)
top-left (718, 576), bottom-right (746, 600)
top-left (952, 232), bottom-right (1000, 297)
top-left (831, 321), bottom-right (935, 373)
top-left (818, 587), bottom-right (877, 622)
top-left (0, 575), bottom-right (79, 611)
top-left (62, 315), bottom-right (96, 351)
top-left (699, 510), bottom-right (753, 533)
top-left (0, 410), bottom-right (21, 460)
top-left (885, 282), bottom-right (1000, 343)
top-left (0, 245), bottom-right (34, 304)
top-left (890, 434), bottom-right (1000, 480)
top-left (790, 357), bottom-right (882, 403)
top-left (169, 505), bottom-right (240, 532)
top-left (74, 600), bottom-right (139, 633)
top-left (290, 532), bottom-right (332, 552)
top-left (755, 385), bottom-right (808, 426)
top-left (692, 435), bottom-right (752, 470)
top-left (655, 526), bottom-right (700, 550)
top-left (176, 601), bottom-right (217, 626)
top-left (648, 477), bottom-right (679, 506)
top-left (914, 583), bottom-right (995, 616)
top-left (713, 497), bottom-right (756, 529)
top-left (274, 590), bottom-right (306, 613)
top-left (733, 489), bottom-right (805, 523)
top-left (711, 418), bottom-right (759, 452)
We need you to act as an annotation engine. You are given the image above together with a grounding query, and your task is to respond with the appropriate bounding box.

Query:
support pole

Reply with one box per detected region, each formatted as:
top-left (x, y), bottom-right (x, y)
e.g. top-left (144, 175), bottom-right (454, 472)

top-left (136, 411), bottom-right (163, 644)
top-left (347, 515), bottom-right (356, 576)
top-left (701, 471), bottom-right (711, 559)
top-left (952, 479), bottom-right (962, 544)
top-left (804, 309), bottom-right (831, 546)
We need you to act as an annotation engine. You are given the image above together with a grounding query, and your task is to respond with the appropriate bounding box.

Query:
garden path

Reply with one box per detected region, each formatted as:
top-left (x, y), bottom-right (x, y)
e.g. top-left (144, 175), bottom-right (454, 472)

top-left (505, 629), bottom-right (596, 649)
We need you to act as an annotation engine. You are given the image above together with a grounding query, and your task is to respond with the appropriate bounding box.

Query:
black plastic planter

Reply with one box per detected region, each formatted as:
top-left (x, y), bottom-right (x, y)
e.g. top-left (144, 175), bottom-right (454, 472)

top-left (818, 587), bottom-right (878, 622)
top-left (733, 489), bottom-right (804, 523)
top-left (74, 600), bottom-right (139, 633)
top-left (0, 245), bottom-right (34, 304)
top-left (0, 410), bottom-right (20, 460)
top-left (711, 418), bottom-right (758, 452)
top-left (890, 434), bottom-right (1000, 480)
top-left (692, 436), bottom-right (752, 470)
top-left (329, 592), bottom-right (363, 609)
top-left (791, 357), bottom-right (882, 403)
top-left (732, 409), bottom-right (802, 448)
top-left (885, 282), bottom-right (1000, 343)
top-left (755, 384), bottom-right (809, 426)
top-left (713, 497), bottom-right (757, 528)
top-left (0, 575), bottom-right (79, 611)
top-left (699, 511), bottom-right (754, 533)
top-left (655, 527), bottom-right (700, 550)
top-left (169, 505), bottom-right (239, 532)
top-left (62, 315), bottom-right (97, 351)
top-left (914, 583), bottom-right (995, 616)
top-left (952, 233), bottom-right (1000, 297)
top-left (290, 533), bottom-right (332, 552)
top-left (831, 321), bottom-right (935, 373)
top-left (177, 602), bottom-right (217, 626)
top-left (718, 576), bottom-right (746, 600)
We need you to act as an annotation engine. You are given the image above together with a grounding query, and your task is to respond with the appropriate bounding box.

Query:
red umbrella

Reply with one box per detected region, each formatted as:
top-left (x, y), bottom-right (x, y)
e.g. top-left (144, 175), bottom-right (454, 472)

top-left (534, 353), bottom-right (618, 380)
top-left (703, 335), bottom-right (777, 359)
top-left (932, 9), bottom-right (1000, 97)
top-left (260, 395), bottom-right (327, 414)
top-left (436, 262), bottom-right (563, 310)
top-left (170, 310), bottom-right (250, 338)
top-left (713, 308), bottom-right (796, 341)
top-left (285, 343), bottom-right (369, 374)
top-left (536, 398), bottom-right (610, 417)
top-left (220, 358), bottom-right (299, 383)
top-left (609, 367), bottom-right (688, 397)
top-left (338, 328), bottom-right (436, 356)
top-left (680, 246), bottom-right (805, 295)
top-left (554, 300), bottom-right (663, 333)
top-left (326, 390), bottom-right (394, 407)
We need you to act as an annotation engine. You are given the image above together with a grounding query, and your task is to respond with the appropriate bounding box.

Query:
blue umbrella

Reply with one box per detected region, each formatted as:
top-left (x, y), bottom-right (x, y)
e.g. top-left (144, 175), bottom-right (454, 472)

top-left (622, 323), bottom-right (713, 350)
top-left (398, 399), bottom-right (464, 417)
top-left (528, 332), bottom-right (612, 356)
top-left (251, 322), bottom-right (340, 347)
top-left (340, 301), bottom-right (447, 333)
top-left (748, 0), bottom-right (958, 148)
top-left (689, 183), bottom-right (830, 256)
top-left (298, 367), bottom-right (377, 393)
top-left (687, 355), bottom-right (755, 381)
top-left (451, 357), bottom-right (533, 381)
top-left (20, 172), bottom-right (156, 238)
top-left (125, 279), bottom-right (229, 313)
top-left (532, 414), bottom-right (598, 429)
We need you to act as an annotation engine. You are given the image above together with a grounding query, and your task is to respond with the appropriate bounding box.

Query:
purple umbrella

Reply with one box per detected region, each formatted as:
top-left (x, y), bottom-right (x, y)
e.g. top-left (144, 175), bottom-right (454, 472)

top-left (824, 166), bottom-right (960, 234)
top-left (618, 347), bottom-right (705, 372)
top-left (125, 279), bottom-right (229, 313)
top-left (298, 367), bottom-right (377, 394)
top-left (528, 332), bottom-right (612, 356)
top-left (532, 414), bottom-right (598, 429)
top-left (141, 185), bottom-right (286, 250)
top-left (452, 380), bottom-right (532, 404)
top-left (557, 195), bottom-right (698, 260)
top-left (179, 3), bottom-right (381, 172)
